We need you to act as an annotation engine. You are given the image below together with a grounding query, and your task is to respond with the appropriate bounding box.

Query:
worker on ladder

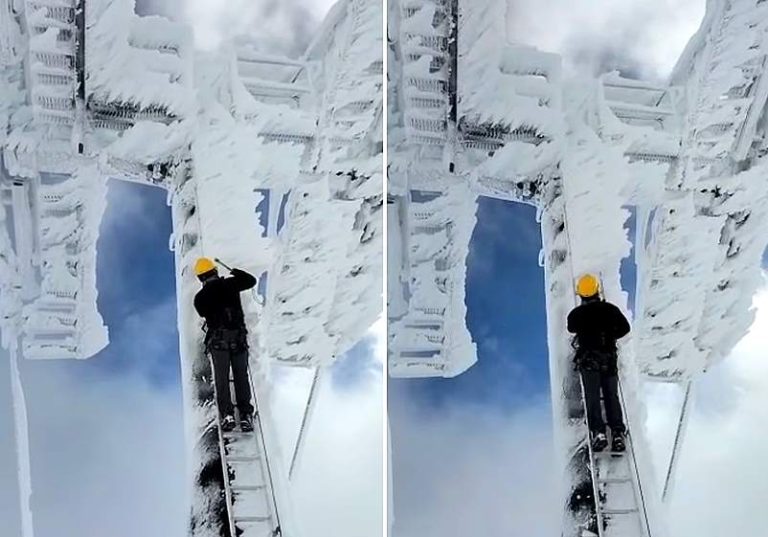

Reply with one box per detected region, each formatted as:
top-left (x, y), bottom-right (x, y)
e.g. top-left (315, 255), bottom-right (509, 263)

top-left (193, 257), bottom-right (257, 433)
top-left (567, 274), bottom-right (630, 453)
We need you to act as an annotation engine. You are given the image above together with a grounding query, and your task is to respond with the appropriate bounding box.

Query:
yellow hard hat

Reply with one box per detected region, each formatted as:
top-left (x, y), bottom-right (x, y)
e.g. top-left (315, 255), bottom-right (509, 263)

top-left (576, 274), bottom-right (600, 298)
top-left (194, 257), bottom-right (216, 276)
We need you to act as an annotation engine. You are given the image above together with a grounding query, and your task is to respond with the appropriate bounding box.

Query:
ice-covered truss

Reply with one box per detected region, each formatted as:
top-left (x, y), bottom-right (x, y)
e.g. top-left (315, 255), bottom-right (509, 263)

top-left (0, 1), bottom-right (382, 536)
top-left (389, 0), bottom-right (768, 535)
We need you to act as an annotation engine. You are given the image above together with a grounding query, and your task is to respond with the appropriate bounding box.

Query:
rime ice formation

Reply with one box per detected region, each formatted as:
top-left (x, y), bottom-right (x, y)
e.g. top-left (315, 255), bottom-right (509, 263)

top-left (389, 0), bottom-right (768, 536)
top-left (0, 1), bottom-right (382, 536)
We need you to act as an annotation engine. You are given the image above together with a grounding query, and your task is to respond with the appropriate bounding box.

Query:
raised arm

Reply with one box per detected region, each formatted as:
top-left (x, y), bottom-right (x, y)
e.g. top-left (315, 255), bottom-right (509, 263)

top-left (228, 268), bottom-right (257, 291)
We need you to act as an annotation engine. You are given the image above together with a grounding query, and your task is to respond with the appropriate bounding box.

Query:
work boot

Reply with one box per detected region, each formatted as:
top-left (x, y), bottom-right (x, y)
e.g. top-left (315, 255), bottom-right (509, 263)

top-left (591, 432), bottom-right (608, 452)
top-left (611, 430), bottom-right (626, 453)
top-left (221, 414), bottom-right (236, 432)
top-left (240, 413), bottom-right (254, 433)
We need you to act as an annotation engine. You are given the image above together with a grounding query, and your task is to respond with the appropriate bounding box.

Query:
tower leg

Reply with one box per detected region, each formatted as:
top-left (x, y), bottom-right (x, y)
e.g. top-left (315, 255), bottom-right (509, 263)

top-left (171, 168), bottom-right (231, 537)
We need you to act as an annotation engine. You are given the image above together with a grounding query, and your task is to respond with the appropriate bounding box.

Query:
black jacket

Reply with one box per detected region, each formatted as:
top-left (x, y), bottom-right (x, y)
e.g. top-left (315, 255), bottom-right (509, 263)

top-left (194, 269), bottom-right (257, 333)
top-left (567, 299), bottom-right (630, 373)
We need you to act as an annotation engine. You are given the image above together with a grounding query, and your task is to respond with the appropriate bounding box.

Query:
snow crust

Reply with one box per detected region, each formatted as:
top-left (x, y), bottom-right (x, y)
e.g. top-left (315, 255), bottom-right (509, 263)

top-left (22, 163), bottom-right (109, 360)
top-left (88, 0), bottom-right (194, 117)
top-left (387, 0), bottom-right (478, 378)
top-left (388, 181), bottom-right (477, 377)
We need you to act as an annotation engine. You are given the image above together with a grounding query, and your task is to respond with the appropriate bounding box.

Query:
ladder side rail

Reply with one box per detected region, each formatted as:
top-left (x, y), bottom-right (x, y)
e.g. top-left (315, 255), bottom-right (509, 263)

top-left (578, 373), bottom-right (606, 535)
top-left (662, 380), bottom-right (693, 501)
top-left (617, 376), bottom-right (653, 537)
top-left (247, 366), bottom-right (283, 536)
top-left (211, 358), bottom-right (238, 537)
top-left (289, 366), bottom-right (323, 479)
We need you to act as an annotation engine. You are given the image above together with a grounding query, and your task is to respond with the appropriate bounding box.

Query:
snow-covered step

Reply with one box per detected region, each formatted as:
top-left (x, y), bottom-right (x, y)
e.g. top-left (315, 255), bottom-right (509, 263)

top-left (32, 51), bottom-right (73, 69)
top-left (258, 132), bottom-right (313, 144)
top-left (402, 33), bottom-right (448, 53)
top-left (35, 110), bottom-right (74, 125)
top-left (406, 76), bottom-right (446, 93)
top-left (23, 343), bottom-right (77, 359)
top-left (409, 95), bottom-right (447, 109)
top-left (241, 77), bottom-right (311, 96)
top-left (587, 431), bottom-right (649, 537)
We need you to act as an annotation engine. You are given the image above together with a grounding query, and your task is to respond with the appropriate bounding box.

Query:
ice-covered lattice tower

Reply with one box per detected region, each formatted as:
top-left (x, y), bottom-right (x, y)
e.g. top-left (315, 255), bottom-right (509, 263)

top-left (389, 0), bottom-right (768, 535)
top-left (0, 1), bottom-right (382, 536)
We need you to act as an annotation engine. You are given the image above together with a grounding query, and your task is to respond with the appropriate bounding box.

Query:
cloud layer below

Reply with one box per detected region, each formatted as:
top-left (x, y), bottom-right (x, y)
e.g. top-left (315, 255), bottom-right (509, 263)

top-left (389, 391), bottom-right (560, 537)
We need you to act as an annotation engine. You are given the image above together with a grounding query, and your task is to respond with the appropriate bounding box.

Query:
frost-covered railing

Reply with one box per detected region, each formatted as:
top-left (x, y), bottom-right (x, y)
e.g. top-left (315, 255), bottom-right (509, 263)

top-left (389, 0), bottom-right (568, 377)
top-left (264, 0), bottom-right (383, 367)
top-left (398, 0), bottom-right (452, 148)
top-left (87, 0), bottom-right (194, 123)
top-left (2, 0), bottom-right (195, 362)
top-left (635, 0), bottom-right (768, 380)
top-left (388, 0), bottom-right (476, 378)
top-left (22, 167), bottom-right (109, 359)
top-left (388, 182), bottom-right (476, 377)
top-left (459, 0), bottom-right (562, 152)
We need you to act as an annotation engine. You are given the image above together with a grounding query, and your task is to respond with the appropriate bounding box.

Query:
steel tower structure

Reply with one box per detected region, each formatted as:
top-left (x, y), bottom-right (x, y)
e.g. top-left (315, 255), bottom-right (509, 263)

top-left (388, 0), bottom-right (768, 535)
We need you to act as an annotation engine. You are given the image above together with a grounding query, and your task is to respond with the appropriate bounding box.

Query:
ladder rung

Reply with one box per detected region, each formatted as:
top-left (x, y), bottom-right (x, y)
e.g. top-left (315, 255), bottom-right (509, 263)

top-left (594, 451), bottom-right (626, 457)
top-left (231, 484), bottom-right (266, 492)
top-left (234, 515), bottom-right (272, 523)
top-left (598, 476), bottom-right (632, 484)
top-left (227, 455), bottom-right (260, 463)
top-left (602, 508), bottom-right (638, 515)
top-left (223, 430), bottom-right (255, 438)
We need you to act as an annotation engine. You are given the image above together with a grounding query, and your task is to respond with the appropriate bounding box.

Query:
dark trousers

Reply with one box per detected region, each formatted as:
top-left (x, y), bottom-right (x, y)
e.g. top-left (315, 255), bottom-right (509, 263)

top-left (210, 346), bottom-right (253, 417)
top-left (581, 370), bottom-right (625, 435)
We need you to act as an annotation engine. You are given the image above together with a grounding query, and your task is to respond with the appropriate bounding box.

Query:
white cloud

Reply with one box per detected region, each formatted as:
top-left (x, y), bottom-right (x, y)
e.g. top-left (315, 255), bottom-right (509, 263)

top-left (182, 0), bottom-right (338, 54)
top-left (506, 0), bottom-right (705, 79)
top-left (389, 395), bottom-right (559, 537)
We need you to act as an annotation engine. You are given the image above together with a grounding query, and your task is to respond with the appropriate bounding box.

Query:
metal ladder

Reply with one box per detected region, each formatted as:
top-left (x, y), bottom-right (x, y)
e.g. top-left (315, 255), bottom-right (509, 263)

top-left (556, 165), bottom-right (654, 537)
top-left (214, 369), bottom-right (283, 537)
top-left (579, 376), bottom-right (652, 537)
